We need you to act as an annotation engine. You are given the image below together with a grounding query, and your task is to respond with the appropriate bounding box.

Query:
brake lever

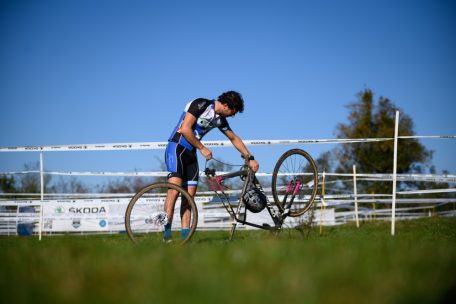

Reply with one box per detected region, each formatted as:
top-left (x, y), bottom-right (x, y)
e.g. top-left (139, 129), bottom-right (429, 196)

top-left (204, 167), bottom-right (216, 177)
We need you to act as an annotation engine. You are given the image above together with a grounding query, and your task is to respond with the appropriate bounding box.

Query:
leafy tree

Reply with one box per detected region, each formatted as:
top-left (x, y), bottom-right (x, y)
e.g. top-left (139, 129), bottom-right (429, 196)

top-left (49, 176), bottom-right (90, 194)
top-left (19, 162), bottom-right (52, 193)
top-left (334, 88), bottom-right (432, 194)
top-left (1, 175), bottom-right (17, 193)
top-left (97, 176), bottom-right (158, 193)
top-left (314, 151), bottom-right (333, 173)
top-left (313, 151), bottom-right (340, 195)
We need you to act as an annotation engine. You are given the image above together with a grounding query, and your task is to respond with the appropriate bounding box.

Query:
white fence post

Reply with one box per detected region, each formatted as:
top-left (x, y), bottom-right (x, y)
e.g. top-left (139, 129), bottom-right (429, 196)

top-left (353, 165), bottom-right (359, 228)
top-left (320, 171), bottom-right (326, 234)
top-left (39, 152), bottom-right (44, 240)
top-left (391, 111), bottom-right (400, 236)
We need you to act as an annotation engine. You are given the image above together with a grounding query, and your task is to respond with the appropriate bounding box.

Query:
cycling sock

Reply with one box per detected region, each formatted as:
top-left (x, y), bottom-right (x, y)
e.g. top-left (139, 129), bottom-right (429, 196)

top-left (181, 228), bottom-right (190, 240)
top-left (163, 223), bottom-right (172, 240)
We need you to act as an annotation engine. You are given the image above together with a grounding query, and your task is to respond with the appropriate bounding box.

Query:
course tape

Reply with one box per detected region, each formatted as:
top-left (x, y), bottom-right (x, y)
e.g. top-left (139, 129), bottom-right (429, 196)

top-left (323, 173), bottom-right (456, 183)
top-left (1, 135), bottom-right (454, 153)
top-left (397, 188), bottom-right (456, 195)
top-left (0, 138), bottom-right (394, 152)
top-left (2, 170), bottom-right (455, 183)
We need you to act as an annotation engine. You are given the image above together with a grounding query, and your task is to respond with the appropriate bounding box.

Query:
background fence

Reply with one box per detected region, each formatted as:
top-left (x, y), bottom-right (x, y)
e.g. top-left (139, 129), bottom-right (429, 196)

top-left (1, 112), bottom-right (455, 238)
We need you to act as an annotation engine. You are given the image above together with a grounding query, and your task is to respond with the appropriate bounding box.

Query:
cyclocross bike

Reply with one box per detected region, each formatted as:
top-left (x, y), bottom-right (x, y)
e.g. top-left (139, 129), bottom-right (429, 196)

top-left (125, 149), bottom-right (318, 245)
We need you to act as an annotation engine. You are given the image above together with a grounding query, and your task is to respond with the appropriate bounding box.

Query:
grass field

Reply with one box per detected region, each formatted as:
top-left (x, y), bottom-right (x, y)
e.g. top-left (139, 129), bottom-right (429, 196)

top-left (1, 217), bottom-right (455, 304)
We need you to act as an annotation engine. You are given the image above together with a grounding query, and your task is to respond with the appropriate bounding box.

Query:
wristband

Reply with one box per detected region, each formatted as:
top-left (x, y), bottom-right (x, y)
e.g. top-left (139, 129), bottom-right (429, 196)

top-left (247, 155), bottom-right (255, 161)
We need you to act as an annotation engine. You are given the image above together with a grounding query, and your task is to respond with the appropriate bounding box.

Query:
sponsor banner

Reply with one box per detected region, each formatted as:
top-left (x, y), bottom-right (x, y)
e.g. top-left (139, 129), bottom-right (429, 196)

top-left (38, 198), bottom-right (210, 232)
top-left (43, 218), bottom-right (109, 232)
top-left (44, 202), bottom-right (109, 218)
top-left (43, 201), bottom-right (110, 232)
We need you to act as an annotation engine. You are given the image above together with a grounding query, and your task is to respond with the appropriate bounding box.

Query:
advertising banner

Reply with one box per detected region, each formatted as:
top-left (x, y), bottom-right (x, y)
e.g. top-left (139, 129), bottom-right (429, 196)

top-left (43, 201), bottom-right (110, 232)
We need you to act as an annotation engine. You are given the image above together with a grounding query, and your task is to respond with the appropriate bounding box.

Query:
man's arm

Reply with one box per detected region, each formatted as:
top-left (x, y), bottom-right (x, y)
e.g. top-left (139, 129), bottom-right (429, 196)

top-left (224, 130), bottom-right (259, 172)
top-left (180, 112), bottom-right (212, 160)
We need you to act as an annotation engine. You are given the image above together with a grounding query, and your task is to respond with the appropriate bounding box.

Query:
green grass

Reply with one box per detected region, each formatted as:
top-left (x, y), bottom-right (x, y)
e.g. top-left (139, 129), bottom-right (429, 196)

top-left (1, 217), bottom-right (455, 304)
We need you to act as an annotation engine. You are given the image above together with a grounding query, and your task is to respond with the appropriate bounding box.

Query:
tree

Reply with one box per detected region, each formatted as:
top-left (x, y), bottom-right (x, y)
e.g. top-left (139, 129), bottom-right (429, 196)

top-left (312, 151), bottom-right (340, 195)
top-left (19, 162), bottom-right (52, 193)
top-left (49, 176), bottom-right (90, 194)
top-left (314, 151), bottom-right (334, 173)
top-left (1, 175), bottom-right (17, 193)
top-left (334, 88), bottom-right (432, 194)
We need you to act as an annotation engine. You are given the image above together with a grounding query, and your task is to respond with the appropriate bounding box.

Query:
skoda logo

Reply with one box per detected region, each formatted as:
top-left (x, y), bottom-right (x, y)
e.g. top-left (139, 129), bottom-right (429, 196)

top-left (99, 220), bottom-right (107, 228)
top-left (55, 206), bottom-right (65, 214)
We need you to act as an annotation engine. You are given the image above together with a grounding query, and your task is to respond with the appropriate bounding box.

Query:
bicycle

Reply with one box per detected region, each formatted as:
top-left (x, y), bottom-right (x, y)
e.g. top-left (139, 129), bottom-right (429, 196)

top-left (124, 148), bottom-right (318, 245)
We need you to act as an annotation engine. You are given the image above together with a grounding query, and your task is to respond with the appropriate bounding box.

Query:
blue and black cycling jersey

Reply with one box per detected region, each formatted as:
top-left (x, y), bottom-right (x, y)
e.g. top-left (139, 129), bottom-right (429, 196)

top-left (168, 98), bottom-right (232, 150)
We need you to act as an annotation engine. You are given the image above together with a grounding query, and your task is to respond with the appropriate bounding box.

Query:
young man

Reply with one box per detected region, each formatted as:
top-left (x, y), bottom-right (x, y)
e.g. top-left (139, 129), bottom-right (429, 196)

top-left (163, 91), bottom-right (259, 241)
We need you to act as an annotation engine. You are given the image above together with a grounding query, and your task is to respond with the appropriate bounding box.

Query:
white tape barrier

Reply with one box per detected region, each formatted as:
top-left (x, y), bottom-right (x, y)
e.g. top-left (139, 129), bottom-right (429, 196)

top-left (2, 169), bottom-right (456, 184)
top-left (2, 187), bottom-right (455, 200)
top-left (336, 204), bottom-right (440, 214)
top-left (316, 198), bottom-right (456, 208)
top-left (1, 135), bottom-right (455, 153)
top-left (322, 173), bottom-right (456, 183)
top-left (2, 197), bottom-right (453, 210)
top-left (0, 138), bottom-right (400, 152)
top-left (398, 135), bottom-right (456, 139)
top-left (397, 188), bottom-right (456, 195)
top-left (0, 170), bottom-right (156, 176)
top-left (335, 208), bottom-right (456, 219)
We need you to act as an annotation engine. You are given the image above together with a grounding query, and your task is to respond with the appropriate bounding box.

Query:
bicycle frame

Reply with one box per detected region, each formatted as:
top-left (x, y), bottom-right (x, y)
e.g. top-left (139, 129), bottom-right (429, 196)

top-left (205, 162), bottom-right (288, 240)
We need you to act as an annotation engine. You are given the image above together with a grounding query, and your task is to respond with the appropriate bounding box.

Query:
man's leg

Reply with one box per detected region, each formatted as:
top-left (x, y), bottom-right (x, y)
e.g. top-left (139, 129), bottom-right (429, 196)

top-left (181, 185), bottom-right (197, 239)
top-left (163, 176), bottom-right (182, 241)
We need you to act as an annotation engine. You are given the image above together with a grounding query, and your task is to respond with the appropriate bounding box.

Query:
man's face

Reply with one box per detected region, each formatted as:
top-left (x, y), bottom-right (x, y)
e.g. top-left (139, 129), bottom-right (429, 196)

top-left (220, 103), bottom-right (238, 117)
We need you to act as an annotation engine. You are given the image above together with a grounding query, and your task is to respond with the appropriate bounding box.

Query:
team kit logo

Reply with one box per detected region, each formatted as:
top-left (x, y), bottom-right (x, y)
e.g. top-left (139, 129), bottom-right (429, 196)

top-left (197, 117), bottom-right (211, 128)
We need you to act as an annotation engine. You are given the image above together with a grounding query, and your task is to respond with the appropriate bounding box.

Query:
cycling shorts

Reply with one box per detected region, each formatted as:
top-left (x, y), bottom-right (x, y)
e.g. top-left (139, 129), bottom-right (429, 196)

top-left (165, 141), bottom-right (199, 187)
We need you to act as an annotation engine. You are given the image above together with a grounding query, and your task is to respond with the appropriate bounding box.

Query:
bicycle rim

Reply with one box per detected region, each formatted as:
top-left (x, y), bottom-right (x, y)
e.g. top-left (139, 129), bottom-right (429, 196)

top-left (125, 183), bottom-right (198, 245)
top-left (272, 149), bottom-right (318, 217)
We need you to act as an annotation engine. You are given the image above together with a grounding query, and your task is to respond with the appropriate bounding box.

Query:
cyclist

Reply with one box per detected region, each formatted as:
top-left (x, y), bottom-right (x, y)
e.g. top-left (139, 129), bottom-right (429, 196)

top-left (163, 90), bottom-right (259, 242)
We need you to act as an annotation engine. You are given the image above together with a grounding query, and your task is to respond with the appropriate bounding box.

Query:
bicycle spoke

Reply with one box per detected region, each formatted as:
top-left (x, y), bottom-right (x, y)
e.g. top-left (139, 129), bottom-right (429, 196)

top-left (125, 183), bottom-right (198, 245)
top-left (272, 149), bottom-right (318, 217)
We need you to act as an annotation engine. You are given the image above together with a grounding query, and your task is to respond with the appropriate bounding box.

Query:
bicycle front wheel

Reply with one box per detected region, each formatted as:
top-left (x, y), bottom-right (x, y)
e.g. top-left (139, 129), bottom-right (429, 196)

top-left (271, 149), bottom-right (318, 217)
top-left (125, 182), bottom-right (198, 245)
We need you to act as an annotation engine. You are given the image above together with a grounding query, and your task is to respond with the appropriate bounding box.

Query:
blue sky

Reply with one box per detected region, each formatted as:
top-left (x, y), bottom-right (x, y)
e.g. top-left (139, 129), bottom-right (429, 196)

top-left (1, 0), bottom-right (455, 183)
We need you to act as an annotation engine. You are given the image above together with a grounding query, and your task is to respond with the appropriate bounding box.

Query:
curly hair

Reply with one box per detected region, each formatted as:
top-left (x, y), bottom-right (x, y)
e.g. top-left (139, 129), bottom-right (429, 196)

top-left (217, 91), bottom-right (244, 113)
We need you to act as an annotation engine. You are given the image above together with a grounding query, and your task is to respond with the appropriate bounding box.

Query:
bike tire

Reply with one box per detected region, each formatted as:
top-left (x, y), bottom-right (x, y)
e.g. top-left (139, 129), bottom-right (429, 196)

top-left (271, 149), bottom-right (318, 217)
top-left (125, 182), bottom-right (198, 245)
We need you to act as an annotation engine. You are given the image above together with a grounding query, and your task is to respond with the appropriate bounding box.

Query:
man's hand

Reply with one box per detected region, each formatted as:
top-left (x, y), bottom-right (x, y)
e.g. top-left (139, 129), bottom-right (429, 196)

top-left (249, 159), bottom-right (259, 173)
top-left (199, 146), bottom-right (213, 160)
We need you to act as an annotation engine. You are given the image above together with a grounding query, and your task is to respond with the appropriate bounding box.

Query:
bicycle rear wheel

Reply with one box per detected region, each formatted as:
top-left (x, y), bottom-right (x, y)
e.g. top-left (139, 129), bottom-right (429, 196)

top-left (125, 182), bottom-right (198, 245)
top-left (271, 149), bottom-right (318, 217)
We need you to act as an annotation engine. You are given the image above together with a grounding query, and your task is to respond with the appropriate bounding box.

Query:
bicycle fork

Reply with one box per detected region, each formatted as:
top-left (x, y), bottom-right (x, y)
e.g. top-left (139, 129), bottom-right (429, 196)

top-left (282, 178), bottom-right (301, 215)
